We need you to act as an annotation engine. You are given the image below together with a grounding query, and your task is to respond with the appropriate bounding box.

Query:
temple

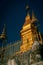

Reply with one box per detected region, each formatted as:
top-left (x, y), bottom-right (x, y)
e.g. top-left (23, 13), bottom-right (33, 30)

top-left (0, 6), bottom-right (43, 65)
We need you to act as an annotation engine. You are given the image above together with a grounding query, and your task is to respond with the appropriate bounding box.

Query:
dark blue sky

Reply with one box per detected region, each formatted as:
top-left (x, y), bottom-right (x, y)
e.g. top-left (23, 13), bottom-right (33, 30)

top-left (0, 0), bottom-right (43, 45)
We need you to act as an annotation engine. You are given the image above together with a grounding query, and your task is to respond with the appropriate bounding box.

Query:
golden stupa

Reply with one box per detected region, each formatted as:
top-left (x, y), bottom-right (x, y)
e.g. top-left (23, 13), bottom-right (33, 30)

top-left (20, 11), bottom-right (42, 53)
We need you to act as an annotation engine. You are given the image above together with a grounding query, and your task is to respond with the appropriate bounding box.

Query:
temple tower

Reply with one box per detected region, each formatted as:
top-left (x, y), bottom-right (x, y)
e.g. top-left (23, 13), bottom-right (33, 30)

top-left (20, 10), bottom-right (42, 53)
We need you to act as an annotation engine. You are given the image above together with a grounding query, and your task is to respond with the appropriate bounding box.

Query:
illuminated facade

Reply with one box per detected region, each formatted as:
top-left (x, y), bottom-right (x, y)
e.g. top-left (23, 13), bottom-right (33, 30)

top-left (0, 9), bottom-right (43, 65)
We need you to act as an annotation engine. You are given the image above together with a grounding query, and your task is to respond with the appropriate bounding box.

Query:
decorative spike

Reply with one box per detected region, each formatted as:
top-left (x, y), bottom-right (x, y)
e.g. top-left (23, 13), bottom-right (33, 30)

top-left (31, 11), bottom-right (38, 23)
top-left (25, 4), bottom-right (30, 16)
top-left (25, 4), bottom-right (30, 10)
top-left (2, 24), bottom-right (6, 34)
top-left (39, 32), bottom-right (42, 44)
top-left (32, 11), bottom-right (36, 19)
top-left (0, 24), bottom-right (6, 39)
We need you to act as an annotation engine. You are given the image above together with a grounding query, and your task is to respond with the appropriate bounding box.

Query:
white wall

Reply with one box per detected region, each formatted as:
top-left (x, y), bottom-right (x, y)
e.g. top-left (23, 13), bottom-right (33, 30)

top-left (7, 59), bottom-right (17, 65)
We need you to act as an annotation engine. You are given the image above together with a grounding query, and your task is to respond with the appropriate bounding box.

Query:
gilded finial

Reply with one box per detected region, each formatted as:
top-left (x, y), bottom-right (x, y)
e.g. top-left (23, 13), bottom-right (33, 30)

top-left (23, 4), bottom-right (31, 26)
top-left (25, 4), bottom-right (30, 15)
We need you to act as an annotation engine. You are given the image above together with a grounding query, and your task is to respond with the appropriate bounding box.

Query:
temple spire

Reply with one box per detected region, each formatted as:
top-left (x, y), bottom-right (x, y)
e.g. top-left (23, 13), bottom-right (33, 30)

top-left (23, 4), bottom-right (31, 26)
top-left (31, 11), bottom-right (38, 23)
top-left (25, 4), bottom-right (30, 15)
top-left (25, 4), bottom-right (30, 10)
top-left (0, 24), bottom-right (6, 39)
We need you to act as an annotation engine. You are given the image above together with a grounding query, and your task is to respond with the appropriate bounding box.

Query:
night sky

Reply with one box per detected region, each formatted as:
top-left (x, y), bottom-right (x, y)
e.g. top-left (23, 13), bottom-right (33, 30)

top-left (0, 0), bottom-right (43, 46)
